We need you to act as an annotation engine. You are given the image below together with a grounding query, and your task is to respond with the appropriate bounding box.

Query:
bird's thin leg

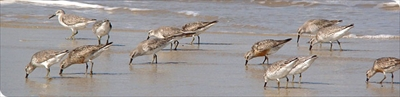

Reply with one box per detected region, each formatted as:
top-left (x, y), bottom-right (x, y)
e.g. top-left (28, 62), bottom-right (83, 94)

top-left (152, 54), bottom-right (158, 64)
top-left (286, 76), bottom-right (289, 88)
top-left (299, 73), bottom-right (302, 84)
top-left (97, 37), bottom-right (101, 45)
top-left (46, 68), bottom-right (50, 78)
top-left (391, 72), bottom-right (394, 84)
top-left (337, 40), bottom-right (342, 51)
top-left (85, 63), bottom-right (88, 75)
top-left (190, 36), bottom-right (196, 45)
top-left (197, 36), bottom-right (200, 45)
top-left (262, 56), bottom-right (269, 64)
top-left (292, 75), bottom-right (295, 82)
top-left (106, 35), bottom-right (110, 44)
top-left (380, 72), bottom-right (387, 84)
top-left (90, 61), bottom-right (94, 75)
top-left (174, 40), bottom-right (179, 50)
top-left (330, 41), bottom-right (333, 51)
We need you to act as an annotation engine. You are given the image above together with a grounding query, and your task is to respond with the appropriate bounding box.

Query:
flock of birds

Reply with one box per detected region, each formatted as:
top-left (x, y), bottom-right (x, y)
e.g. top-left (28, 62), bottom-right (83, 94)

top-left (24, 9), bottom-right (400, 89)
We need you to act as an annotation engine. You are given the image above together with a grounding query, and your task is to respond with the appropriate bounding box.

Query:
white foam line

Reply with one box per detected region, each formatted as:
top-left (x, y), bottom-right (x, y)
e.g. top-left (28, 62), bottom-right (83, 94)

top-left (344, 34), bottom-right (400, 39)
top-left (0, 0), bottom-right (16, 5)
top-left (17, 0), bottom-right (151, 11)
top-left (178, 10), bottom-right (200, 16)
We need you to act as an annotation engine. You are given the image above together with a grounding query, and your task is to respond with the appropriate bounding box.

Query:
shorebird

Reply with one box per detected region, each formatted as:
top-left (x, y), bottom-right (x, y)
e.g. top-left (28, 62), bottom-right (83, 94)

top-left (286, 55), bottom-right (318, 84)
top-left (92, 19), bottom-right (112, 45)
top-left (129, 32), bottom-right (196, 65)
top-left (59, 42), bottom-right (113, 75)
top-left (49, 9), bottom-right (96, 40)
top-left (147, 26), bottom-right (186, 50)
top-left (366, 57), bottom-right (400, 84)
top-left (297, 19), bottom-right (342, 44)
top-left (264, 58), bottom-right (299, 88)
top-left (244, 38), bottom-right (292, 65)
top-left (25, 50), bottom-right (69, 78)
top-left (182, 20), bottom-right (218, 45)
top-left (309, 24), bottom-right (354, 51)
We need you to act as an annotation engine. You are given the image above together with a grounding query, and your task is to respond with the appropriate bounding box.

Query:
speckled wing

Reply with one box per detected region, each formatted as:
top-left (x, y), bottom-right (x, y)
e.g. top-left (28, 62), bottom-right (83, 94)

top-left (267, 60), bottom-right (286, 73)
top-left (62, 14), bottom-right (91, 25)
top-left (142, 38), bottom-right (170, 52)
top-left (182, 22), bottom-right (203, 31)
top-left (156, 27), bottom-right (182, 37)
top-left (69, 45), bottom-right (102, 60)
top-left (32, 50), bottom-right (63, 63)
top-left (251, 39), bottom-right (278, 51)
top-left (375, 57), bottom-right (400, 70)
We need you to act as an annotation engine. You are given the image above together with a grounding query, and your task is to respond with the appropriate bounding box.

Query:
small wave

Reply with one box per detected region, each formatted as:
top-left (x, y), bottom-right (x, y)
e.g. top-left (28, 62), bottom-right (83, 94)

top-left (0, 0), bottom-right (16, 5)
top-left (17, 0), bottom-right (151, 11)
top-left (178, 10), bottom-right (199, 16)
top-left (377, 0), bottom-right (400, 8)
top-left (345, 34), bottom-right (400, 39)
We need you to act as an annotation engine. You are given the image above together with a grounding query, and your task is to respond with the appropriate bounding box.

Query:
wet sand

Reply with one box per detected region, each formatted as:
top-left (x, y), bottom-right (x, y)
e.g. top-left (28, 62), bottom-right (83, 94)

top-left (1, 27), bottom-right (399, 96)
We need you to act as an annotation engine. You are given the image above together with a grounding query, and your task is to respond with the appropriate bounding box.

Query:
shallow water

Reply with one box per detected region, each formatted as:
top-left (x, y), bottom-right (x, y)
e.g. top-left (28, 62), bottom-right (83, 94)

top-left (1, 27), bottom-right (399, 96)
top-left (1, 0), bottom-right (400, 96)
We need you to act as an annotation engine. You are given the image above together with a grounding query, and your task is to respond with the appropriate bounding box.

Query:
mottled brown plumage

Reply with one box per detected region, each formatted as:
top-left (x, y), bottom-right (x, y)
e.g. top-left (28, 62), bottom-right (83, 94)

top-left (182, 20), bottom-right (218, 45)
top-left (59, 42), bottom-right (113, 75)
top-left (25, 50), bottom-right (69, 78)
top-left (297, 19), bottom-right (342, 43)
top-left (366, 57), bottom-right (400, 84)
top-left (49, 9), bottom-right (96, 40)
top-left (244, 38), bottom-right (292, 65)
top-left (130, 32), bottom-right (196, 65)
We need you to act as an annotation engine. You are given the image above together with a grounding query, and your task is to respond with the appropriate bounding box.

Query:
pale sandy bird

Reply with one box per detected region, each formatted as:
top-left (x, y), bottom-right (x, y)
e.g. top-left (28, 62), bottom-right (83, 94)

top-left (25, 50), bottom-right (69, 78)
top-left (309, 24), bottom-right (354, 51)
top-left (286, 55), bottom-right (318, 84)
top-left (130, 32), bottom-right (196, 65)
top-left (49, 9), bottom-right (96, 40)
top-left (182, 20), bottom-right (218, 45)
top-left (147, 26), bottom-right (187, 50)
top-left (297, 19), bottom-right (342, 43)
top-left (59, 42), bottom-right (113, 75)
top-left (92, 19), bottom-right (112, 45)
top-left (264, 58), bottom-right (299, 88)
top-left (244, 38), bottom-right (292, 65)
top-left (366, 57), bottom-right (400, 84)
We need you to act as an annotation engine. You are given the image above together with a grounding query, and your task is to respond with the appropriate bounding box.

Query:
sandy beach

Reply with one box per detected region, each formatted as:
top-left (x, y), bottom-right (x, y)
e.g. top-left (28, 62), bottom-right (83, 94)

top-left (1, 26), bottom-right (399, 96)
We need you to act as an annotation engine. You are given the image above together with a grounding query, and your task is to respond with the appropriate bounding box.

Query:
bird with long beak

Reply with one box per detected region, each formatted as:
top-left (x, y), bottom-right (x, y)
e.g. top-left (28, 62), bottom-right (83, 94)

top-left (147, 26), bottom-right (187, 50)
top-left (130, 32), bottom-right (196, 65)
top-left (182, 20), bottom-right (218, 45)
top-left (264, 57), bottom-right (299, 88)
top-left (366, 57), bottom-right (400, 84)
top-left (244, 38), bottom-right (292, 65)
top-left (49, 9), bottom-right (96, 40)
top-left (25, 50), bottom-right (69, 78)
top-left (296, 19), bottom-right (342, 44)
top-left (309, 24), bottom-right (354, 51)
top-left (59, 42), bottom-right (113, 75)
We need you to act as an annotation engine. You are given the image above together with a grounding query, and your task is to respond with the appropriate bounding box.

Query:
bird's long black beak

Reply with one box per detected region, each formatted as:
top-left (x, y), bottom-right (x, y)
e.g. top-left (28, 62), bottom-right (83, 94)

top-left (366, 78), bottom-right (369, 82)
top-left (25, 74), bottom-right (29, 78)
top-left (245, 60), bottom-right (248, 66)
top-left (49, 14), bottom-right (56, 19)
top-left (146, 36), bottom-right (150, 40)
